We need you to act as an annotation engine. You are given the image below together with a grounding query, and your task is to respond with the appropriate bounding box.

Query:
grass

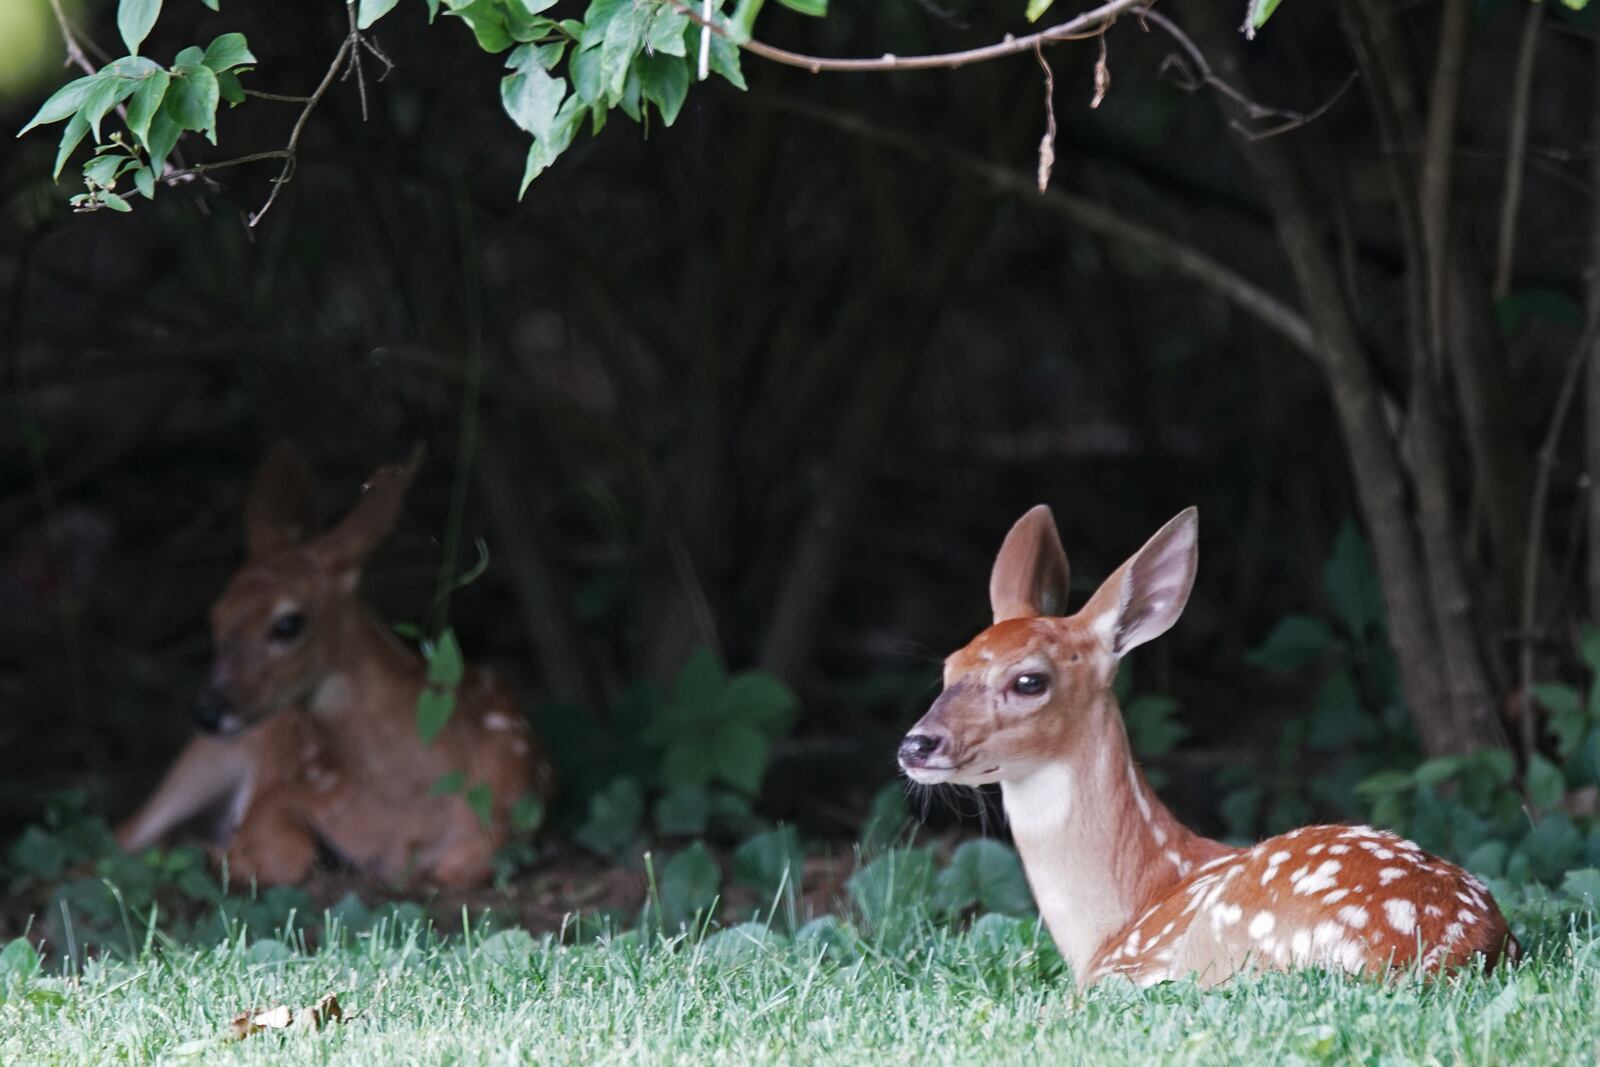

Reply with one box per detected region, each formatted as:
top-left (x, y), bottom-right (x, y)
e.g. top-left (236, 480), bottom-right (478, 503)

top-left (3, 909), bottom-right (1600, 1066)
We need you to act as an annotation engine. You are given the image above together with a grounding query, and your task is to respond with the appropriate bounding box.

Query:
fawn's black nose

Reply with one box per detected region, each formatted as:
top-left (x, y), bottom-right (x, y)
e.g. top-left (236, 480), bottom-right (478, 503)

top-left (898, 733), bottom-right (944, 766)
top-left (194, 687), bottom-right (233, 733)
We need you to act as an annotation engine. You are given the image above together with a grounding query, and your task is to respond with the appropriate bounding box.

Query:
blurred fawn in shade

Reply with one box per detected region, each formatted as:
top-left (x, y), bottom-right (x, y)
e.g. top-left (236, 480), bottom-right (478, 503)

top-left (899, 505), bottom-right (1517, 986)
top-left (117, 443), bottom-right (553, 887)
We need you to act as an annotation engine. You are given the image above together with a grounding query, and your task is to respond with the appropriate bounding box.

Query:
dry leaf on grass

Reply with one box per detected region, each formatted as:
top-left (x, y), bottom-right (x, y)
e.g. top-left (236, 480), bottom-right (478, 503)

top-left (229, 993), bottom-right (343, 1040)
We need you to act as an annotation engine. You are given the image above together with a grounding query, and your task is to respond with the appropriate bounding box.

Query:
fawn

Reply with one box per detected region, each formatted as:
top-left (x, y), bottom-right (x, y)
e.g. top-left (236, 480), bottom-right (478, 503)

top-left (899, 505), bottom-right (1517, 986)
top-left (116, 443), bottom-right (553, 888)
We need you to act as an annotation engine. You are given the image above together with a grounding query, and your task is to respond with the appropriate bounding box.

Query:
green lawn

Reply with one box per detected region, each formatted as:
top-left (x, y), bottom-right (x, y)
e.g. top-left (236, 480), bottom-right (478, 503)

top-left (3, 911), bottom-right (1600, 1066)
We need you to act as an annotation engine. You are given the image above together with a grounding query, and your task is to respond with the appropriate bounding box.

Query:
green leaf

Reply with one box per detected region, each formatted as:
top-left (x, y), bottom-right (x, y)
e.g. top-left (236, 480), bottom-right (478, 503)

top-left (1561, 867), bottom-right (1600, 906)
top-left (465, 782), bottom-right (494, 829)
top-left (732, 825), bottom-right (804, 901)
top-left (510, 793), bottom-right (545, 833)
top-left (175, 45), bottom-right (206, 66)
top-left (446, 0), bottom-right (514, 52)
top-left (429, 769), bottom-right (468, 795)
top-left (656, 842), bottom-right (721, 930)
top-left (199, 0), bottom-right (220, 9)
top-left (1527, 753), bottom-right (1565, 811)
top-left (660, 737), bottom-right (718, 788)
top-left (574, 776), bottom-right (644, 855)
top-left (580, 0), bottom-right (628, 49)
top-left (1534, 682), bottom-right (1581, 718)
top-left (79, 72), bottom-right (140, 141)
top-left (101, 191), bottom-right (133, 213)
top-left (1354, 769), bottom-right (1414, 797)
top-left (1123, 693), bottom-right (1187, 758)
top-left (1323, 522), bottom-right (1383, 640)
top-left (358, 0), bottom-right (403, 29)
top-left (133, 164), bottom-right (156, 198)
top-left (719, 671), bottom-right (799, 734)
top-left (125, 68), bottom-right (170, 146)
top-left (1305, 668), bottom-right (1377, 751)
top-left (500, 65), bottom-right (567, 142)
top-left (1412, 754), bottom-right (1465, 788)
top-left (775, 0), bottom-right (825, 13)
top-left (52, 113), bottom-right (90, 180)
top-left (165, 62), bottom-right (221, 136)
top-left (1024, 0), bottom-right (1055, 20)
top-left (0, 939), bottom-right (41, 983)
top-left (645, 6), bottom-right (690, 55)
top-left (118, 0), bottom-right (164, 55)
top-left (19, 73), bottom-right (107, 136)
top-left (425, 0), bottom-right (441, 20)
top-left (145, 111), bottom-right (181, 172)
top-left (1245, 614), bottom-right (1335, 672)
top-left (693, 23), bottom-right (745, 89)
top-left (570, 44), bottom-right (603, 103)
top-left (934, 839), bottom-right (1033, 917)
top-left (201, 32), bottom-right (257, 72)
top-left (846, 847), bottom-right (934, 934)
top-left (860, 780), bottom-right (909, 852)
top-left (600, 0), bottom-right (648, 100)
top-left (1246, 0), bottom-right (1283, 32)
top-left (655, 785), bottom-right (712, 835)
top-left (415, 685), bottom-right (457, 746)
top-left (83, 152), bottom-right (125, 189)
top-left (427, 629), bottom-right (466, 688)
top-left (218, 71), bottom-right (245, 106)
top-left (712, 724), bottom-right (768, 794)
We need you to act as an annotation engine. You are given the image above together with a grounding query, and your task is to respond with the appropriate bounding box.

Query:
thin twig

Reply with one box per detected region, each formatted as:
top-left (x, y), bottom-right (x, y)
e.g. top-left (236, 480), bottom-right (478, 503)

top-left (244, 29), bottom-right (359, 226)
top-left (767, 96), bottom-right (1319, 359)
top-left (1035, 44), bottom-right (1057, 192)
top-left (1090, 31), bottom-right (1109, 108)
top-left (667, 0), bottom-right (1149, 74)
top-left (1493, 0), bottom-right (1542, 299)
top-left (1142, 9), bottom-right (1355, 140)
top-left (1518, 316), bottom-right (1600, 753)
top-left (244, 89), bottom-right (314, 104)
top-left (47, 0), bottom-right (97, 77)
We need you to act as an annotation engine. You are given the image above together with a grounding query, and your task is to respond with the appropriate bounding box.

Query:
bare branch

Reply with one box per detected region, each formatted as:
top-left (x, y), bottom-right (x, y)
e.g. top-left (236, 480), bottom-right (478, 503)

top-left (1035, 44), bottom-right (1057, 192)
top-left (667, 0), bottom-right (1149, 74)
top-left (46, 0), bottom-right (98, 78)
top-left (1493, 2), bottom-right (1542, 299)
top-left (1141, 10), bottom-right (1355, 140)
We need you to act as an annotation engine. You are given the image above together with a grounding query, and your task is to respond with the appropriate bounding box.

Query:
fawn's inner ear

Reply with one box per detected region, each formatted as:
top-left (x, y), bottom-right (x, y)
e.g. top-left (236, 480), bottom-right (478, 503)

top-left (990, 505), bottom-right (1071, 623)
top-left (310, 444), bottom-right (425, 578)
top-left (245, 442), bottom-right (320, 559)
top-left (1080, 508), bottom-right (1200, 658)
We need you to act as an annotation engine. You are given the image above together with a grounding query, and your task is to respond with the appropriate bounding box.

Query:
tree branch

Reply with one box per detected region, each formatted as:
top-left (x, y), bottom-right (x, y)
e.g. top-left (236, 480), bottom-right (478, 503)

top-left (47, 0), bottom-right (98, 77)
top-left (669, 0), bottom-right (1146, 74)
top-left (768, 97), bottom-right (1319, 359)
top-left (1492, 1), bottom-right (1543, 299)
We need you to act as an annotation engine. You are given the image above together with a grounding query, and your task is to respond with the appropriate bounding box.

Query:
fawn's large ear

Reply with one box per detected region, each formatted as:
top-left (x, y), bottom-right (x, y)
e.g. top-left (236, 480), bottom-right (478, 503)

top-left (246, 442), bottom-right (320, 559)
top-left (311, 444), bottom-right (425, 581)
top-left (1079, 508), bottom-right (1198, 657)
top-left (989, 505), bottom-right (1072, 622)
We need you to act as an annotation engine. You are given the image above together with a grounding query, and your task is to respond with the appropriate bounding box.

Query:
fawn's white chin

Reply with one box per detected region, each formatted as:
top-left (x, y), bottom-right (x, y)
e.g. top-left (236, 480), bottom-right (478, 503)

top-left (901, 763), bottom-right (956, 784)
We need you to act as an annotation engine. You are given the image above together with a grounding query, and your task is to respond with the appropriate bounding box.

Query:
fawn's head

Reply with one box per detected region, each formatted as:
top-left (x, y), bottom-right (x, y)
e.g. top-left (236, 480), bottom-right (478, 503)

top-left (898, 506), bottom-right (1198, 786)
top-left (196, 443), bottom-right (423, 736)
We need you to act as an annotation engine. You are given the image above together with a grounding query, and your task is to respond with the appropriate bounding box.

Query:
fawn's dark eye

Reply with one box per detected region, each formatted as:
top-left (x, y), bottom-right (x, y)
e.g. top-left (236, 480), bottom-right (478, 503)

top-left (1012, 673), bottom-right (1048, 697)
top-left (268, 612), bottom-right (307, 642)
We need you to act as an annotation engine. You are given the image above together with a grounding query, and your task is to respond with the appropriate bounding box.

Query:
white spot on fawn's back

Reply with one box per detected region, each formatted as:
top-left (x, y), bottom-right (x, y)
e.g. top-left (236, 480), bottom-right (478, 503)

top-left (1383, 899), bottom-right (1417, 935)
top-left (1378, 867), bottom-right (1406, 886)
top-left (1293, 860), bottom-right (1342, 896)
top-left (1249, 912), bottom-right (1276, 939)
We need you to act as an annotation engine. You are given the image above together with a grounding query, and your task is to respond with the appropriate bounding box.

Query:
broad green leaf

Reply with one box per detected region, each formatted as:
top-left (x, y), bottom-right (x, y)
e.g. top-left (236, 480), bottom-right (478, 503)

top-left (570, 45), bottom-right (603, 102)
top-left (165, 62), bottom-right (221, 136)
top-left (1562, 866), bottom-right (1600, 906)
top-left (425, 0), bottom-right (441, 20)
top-left (1024, 0), bottom-right (1055, 20)
top-left (0, 939), bottom-right (41, 983)
top-left (1533, 682), bottom-right (1580, 718)
top-left (175, 45), bottom-right (206, 66)
top-left (1412, 754), bottom-right (1465, 788)
top-left (518, 94), bottom-right (581, 191)
top-left (511, 0), bottom-right (560, 13)
top-left (21, 73), bottom-right (106, 136)
top-left (702, 922), bottom-right (786, 963)
top-left (1323, 522), bottom-right (1383, 640)
top-left (446, 0), bottom-right (514, 52)
top-left (846, 847), bottom-right (934, 934)
top-left (415, 685), bottom-right (456, 745)
top-left (673, 646), bottom-right (725, 718)
top-left (1518, 811), bottom-right (1582, 883)
top-left (201, 32), bottom-right (256, 72)
top-left (574, 776), bottom-right (644, 855)
top-left (859, 780), bottom-right (909, 852)
top-left (53, 113), bottom-right (90, 180)
top-left (428, 769), bottom-right (468, 795)
top-left (427, 629), bottom-right (466, 687)
top-left (580, 0), bottom-right (628, 49)
top-left (358, 0), bottom-right (403, 29)
top-left (78, 74), bottom-right (138, 141)
top-left (660, 737), bottom-right (718, 787)
top-left (729, 0), bottom-right (764, 41)
top-left (510, 793), bottom-right (545, 833)
top-left (794, 915), bottom-right (855, 961)
top-left (145, 111), bottom-right (182, 172)
top-left (83, 152), bottom-right (124, 188)
top-left (775, 0), bottom-right (825, 13)
top-left (654, 784), bottom-right (712, 835)
top-left (125, 69), bottom-right (170, 146)
top-left (1354, 769), bottom-right (1414, 797)
top-left (100, 191), bottom-right (133, 213)
top-left (199, 0), bottom-right (220, 9)
top-left (732, 825), bottom-right (804, 900)
top-left (685, 21), bottom-right (745, 89)
top-left (476, 927), bottom-right (537, 968)
top-left (218, 71), bottom-right (245, 105)
top-left (646, 6), bottom-right (690, 55)
top-left (600, 0), bottom-right (648, 100)
top-left (1244, 614), bottom-right (1336, 672)
top-left (1305, 668), bottom-right (1377, 751)
top-left (500, 65), bottom-right (567, 142)
top-left (712, 723), bottom-right (767, 794)
top-left (719, 671), bottom-right (799, 734)
top-left (465, 782), bottom-right (493, 828)
top-left (118, 0), bottom-right (163, 55)
top-left (657, 842), bottom-right (721, 929)
top-left (1527, 753), bottom-right (1565, 810)
top-left (934, 839), bottom-right (1033, 917)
